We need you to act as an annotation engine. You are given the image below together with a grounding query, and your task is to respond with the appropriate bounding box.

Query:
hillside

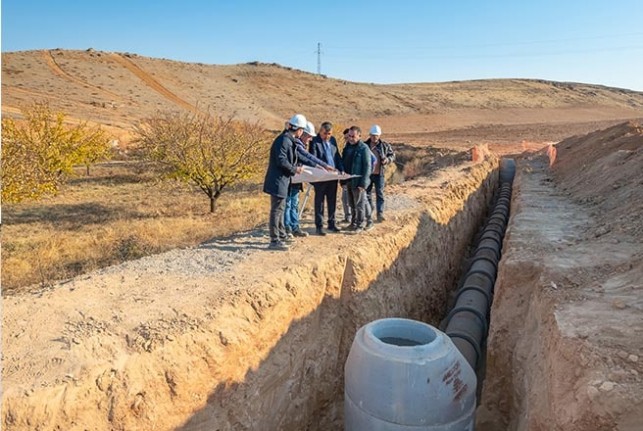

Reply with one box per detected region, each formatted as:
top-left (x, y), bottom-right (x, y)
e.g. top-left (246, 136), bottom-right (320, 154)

top-left (2, 49), bottom-right (643, 142)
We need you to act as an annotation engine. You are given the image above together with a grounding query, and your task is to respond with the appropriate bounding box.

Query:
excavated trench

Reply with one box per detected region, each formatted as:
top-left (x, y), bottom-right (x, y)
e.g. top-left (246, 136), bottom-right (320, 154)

top-left (3, 156), bottom-right (508, 431)
top-left (176, 158), bottom-right (502, 431)
top-left (5, 125), bottom-right (641, 430)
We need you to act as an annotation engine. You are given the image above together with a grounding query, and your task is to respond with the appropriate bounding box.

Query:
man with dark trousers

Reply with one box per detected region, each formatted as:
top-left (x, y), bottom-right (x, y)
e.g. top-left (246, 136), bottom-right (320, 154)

top-left (309, 121), bottom-right (344, 236)
top-left (263, 114), bottom-right (306, 250)
top-left (342, 125), bottom-right (373, 233)
top-left (365, 124), bottom-right (396, 222)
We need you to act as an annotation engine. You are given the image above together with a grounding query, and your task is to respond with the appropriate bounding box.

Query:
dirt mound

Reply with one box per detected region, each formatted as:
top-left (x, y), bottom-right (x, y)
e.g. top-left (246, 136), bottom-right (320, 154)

top-left (479, 121), bottom-right (643, 430)
top-left (554, 120), bottom-right (643, 238)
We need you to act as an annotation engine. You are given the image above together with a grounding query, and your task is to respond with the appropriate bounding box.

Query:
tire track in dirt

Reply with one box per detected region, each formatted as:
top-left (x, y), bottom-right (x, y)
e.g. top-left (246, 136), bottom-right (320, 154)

top-left (110, 53), bottom-right (200, 114)
top-left (41, 50), bottom-right (125, 101)
top-left (3, 85), bottom-right (79, 103)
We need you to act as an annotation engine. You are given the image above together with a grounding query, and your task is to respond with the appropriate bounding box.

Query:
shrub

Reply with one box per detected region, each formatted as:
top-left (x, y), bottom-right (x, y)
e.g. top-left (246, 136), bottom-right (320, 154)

top-left (1, 102), bottom-right (112, 203)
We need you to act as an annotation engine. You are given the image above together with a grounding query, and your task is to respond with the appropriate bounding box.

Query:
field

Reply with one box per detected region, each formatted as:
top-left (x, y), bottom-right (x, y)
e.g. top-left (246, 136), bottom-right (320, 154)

top-left (1, 161), bottom-right (268, 292)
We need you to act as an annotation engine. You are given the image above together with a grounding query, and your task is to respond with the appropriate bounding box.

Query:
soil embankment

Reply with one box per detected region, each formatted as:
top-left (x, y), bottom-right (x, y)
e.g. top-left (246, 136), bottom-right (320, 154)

top-left (478, 122), bottom-right (643, 430)
top-left (2, 156), bottom-right (498, 430)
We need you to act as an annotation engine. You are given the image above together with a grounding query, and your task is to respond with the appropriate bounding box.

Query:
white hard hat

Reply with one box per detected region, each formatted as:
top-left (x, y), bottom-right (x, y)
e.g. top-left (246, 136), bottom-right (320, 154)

top-left (369, 125), bottom-right (382, 136)
top-left (289, 114), bottom-right (307, 129)
top-left (304, 121), bottom-right (316, 136)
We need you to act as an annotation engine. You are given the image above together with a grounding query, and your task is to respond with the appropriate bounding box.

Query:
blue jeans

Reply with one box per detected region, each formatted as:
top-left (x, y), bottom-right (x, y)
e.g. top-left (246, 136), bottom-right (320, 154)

top-left (367, 174), bottom-right (385, 216)
top-left (284, 187), bottom-right (300, 231)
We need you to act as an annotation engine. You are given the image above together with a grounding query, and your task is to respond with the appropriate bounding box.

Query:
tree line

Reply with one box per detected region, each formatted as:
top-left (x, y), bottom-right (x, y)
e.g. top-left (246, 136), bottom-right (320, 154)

top-left (1, 103), bottom-right (269, 212)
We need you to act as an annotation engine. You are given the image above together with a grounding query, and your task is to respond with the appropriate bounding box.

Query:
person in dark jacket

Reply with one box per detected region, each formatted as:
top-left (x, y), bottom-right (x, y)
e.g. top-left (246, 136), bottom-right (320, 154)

top-left (365, 124), bottom-right (395, 222)
top-left (263, 114), bottom-right (306, 250)
top-left (339, 128), bottom-right (352, 224)
top-left (342, 125), bottom-right (373, 233)
top-left (285, 121), bottom-right (334, 237)
top-left (308, 121), bottom-right (345, 235)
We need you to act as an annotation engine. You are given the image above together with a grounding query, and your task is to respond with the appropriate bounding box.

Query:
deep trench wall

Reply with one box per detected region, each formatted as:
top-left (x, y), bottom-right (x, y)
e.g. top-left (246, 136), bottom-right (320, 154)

top-left (176, 159), bottom-right (499, 430)
top-left (478, 158), bottom-right (603, 431)
top-left (477, 157), bottom-right (643, 431)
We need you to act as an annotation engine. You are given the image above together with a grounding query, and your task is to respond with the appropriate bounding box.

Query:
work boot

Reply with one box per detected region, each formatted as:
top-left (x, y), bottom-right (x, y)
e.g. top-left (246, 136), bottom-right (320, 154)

top-left (327, 225), bottom-right (341, 233)
top-left (376, 214), bottom-right (385, 223)
top-left (280, 234), bottom-right (294, 243)
top-left (365, 221), bottom-right (375, 231)
top-left (268, 241), bottom-right (290, 251)
top-left (292, 228), bottom-right (308, 237)
top-left (315, 227), bottom-right (327, 236)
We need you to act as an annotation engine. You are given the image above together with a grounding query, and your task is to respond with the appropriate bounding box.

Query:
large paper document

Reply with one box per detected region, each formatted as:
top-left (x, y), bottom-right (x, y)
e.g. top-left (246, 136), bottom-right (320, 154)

top-left (292, 167), bottom-right (358, 184)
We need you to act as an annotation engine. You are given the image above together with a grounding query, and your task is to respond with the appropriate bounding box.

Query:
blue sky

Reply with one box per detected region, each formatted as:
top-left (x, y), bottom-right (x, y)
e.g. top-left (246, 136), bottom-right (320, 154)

top-left (2, 0), bottom-right (643, 90)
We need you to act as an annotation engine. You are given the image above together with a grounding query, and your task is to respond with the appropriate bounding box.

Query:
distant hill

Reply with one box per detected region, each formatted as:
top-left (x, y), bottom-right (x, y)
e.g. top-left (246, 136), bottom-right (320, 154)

top-left (3, 49), bottom-right (643, 142)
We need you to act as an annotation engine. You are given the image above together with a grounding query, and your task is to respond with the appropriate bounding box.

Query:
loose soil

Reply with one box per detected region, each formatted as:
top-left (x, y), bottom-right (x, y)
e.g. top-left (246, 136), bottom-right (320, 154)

top-left (478, 121), bottom-right (643, 431)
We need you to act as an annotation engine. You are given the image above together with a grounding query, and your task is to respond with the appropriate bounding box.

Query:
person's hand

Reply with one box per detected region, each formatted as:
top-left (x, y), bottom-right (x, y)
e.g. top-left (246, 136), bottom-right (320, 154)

top-left (295, 166), bottom-right (304, 174)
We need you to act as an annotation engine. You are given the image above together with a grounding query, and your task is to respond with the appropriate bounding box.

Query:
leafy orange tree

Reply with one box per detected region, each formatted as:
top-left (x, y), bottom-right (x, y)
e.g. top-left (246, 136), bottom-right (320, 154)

top-left (1, 102), bottom-right (112, 203)
top-left (135, 111), bottom-right (270, 213)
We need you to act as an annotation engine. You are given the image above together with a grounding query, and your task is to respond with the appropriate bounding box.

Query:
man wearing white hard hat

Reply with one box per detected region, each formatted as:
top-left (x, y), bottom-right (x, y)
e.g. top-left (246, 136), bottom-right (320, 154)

top-left (308, 121), bottom-right (344, 236)
top-left (365, 124), bottom-right (396, 222)
top-left (263, 114), bottom-right (306, 250)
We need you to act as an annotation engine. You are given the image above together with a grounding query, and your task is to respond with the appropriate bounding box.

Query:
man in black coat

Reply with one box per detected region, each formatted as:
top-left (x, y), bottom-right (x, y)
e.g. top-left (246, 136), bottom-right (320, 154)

top-left (308, 121), bottom-right (344, 235)
top-left (263, 114), bottom-right (306, 250)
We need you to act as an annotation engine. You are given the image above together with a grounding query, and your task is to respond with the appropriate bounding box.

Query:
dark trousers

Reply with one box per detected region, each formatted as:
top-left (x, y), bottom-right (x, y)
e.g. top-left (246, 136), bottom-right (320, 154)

top-left (341, 183), bottom-right (351, 219)
top-left (367, 174), bottom-right (386, 215)
top-left (348, 185), bottom-right (372, 228)
top-left (269, 195), bottom-right (287, 242)
top-left (313, 180), bottom-right (338, 229)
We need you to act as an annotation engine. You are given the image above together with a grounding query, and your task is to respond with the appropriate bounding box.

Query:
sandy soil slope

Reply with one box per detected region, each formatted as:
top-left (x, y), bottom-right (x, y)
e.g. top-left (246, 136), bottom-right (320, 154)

top-left (479, 121), bottom-right (643, 431)
top-left (3, 49), bottom-right (643, 136)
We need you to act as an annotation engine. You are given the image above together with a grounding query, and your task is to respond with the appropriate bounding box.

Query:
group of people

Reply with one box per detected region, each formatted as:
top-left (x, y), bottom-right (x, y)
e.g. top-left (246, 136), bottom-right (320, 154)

top-left (263, 114), bottom-right (395, 250)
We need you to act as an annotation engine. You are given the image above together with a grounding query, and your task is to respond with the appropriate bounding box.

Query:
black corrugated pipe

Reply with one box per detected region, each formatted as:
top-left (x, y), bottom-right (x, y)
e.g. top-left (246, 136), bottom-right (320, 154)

top-left (444, 158), bottom-right (515, 371)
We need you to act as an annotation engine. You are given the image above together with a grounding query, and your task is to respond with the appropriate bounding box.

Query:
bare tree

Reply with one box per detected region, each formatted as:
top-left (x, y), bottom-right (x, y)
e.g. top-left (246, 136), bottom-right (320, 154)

top-left (135, 111), bottom-right (269, 213)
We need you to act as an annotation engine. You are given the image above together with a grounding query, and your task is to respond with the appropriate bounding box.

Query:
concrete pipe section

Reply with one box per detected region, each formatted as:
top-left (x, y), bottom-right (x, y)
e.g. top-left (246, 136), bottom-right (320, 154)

top-left (345, 318), bottom-right (476, 430)
top-left (344, 160), bottom-right (515, 429)
top-left (444, 158), bottom-right (515, 370)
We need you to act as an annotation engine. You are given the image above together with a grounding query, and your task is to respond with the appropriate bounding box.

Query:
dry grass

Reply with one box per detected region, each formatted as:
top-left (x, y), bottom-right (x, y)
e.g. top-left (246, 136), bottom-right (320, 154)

top-left (1, 161), bottom-right (268, 294)
top-left (393, 143), bottom-right (470, 180)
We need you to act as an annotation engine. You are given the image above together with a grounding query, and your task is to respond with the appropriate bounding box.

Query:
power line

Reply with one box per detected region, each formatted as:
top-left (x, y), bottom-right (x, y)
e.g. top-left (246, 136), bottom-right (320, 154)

top-left (324, 32), bottom-right (643, 52)
top-left (324, 45), bottom-right (643, 61)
